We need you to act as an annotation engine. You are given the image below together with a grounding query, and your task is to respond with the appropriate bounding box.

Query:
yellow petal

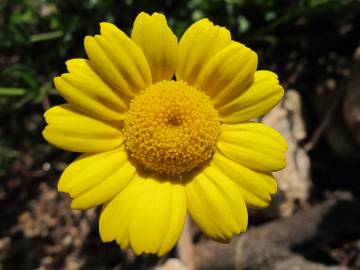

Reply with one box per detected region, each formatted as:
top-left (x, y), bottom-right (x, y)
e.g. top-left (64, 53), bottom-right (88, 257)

top-left (43, 104), bottom-right (123, 152)
top-left (176, 19), bottom-right (231, 85)
top-left (84, 23), bottom-right (151, 97)
top-left (218, 70), bottom-right (284, 123)
top-left (197, 42), bottom-right (257, 106)
top-left (99, 177), bottom-right (143, 248)
top-left (185, 168), bottom-right (247, 242)
top-left (54, 76), bottom-right (125, 122)
top-left (129, 176), bottom-right (186, 255)
top-left (158, 182), bottom-right (187, 256)
top-left (131, 12), bottom-right (178, 82)
top-left (212, 151), bottom-right (277, 206)
top-left (217, 122), bottom-right (287, 172)
top-left (58, 147), bottom-right (129, 198)
top-left (100, 174), bottom-right (186, 255)
top-left (202, 165), bottom-right (248, 227)
top-left (53, 58), bottom-right (128, 121)
top-left (70, 155), bottom-right (136, 209)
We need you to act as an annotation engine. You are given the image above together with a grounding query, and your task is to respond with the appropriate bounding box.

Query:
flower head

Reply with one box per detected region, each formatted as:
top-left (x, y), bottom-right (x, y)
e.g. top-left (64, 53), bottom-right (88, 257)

top-left (43, 12), bottom-right (287, 256)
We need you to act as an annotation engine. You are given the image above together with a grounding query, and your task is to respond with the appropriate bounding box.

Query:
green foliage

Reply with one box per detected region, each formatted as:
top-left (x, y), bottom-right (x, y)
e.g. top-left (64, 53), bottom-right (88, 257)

top-left (1, 0), bottom-right (359, 110)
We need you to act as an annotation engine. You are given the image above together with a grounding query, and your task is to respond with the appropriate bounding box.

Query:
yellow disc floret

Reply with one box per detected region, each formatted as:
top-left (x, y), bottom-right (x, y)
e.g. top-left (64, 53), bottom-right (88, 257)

top-left (123, 80), bottom-right (221, 176)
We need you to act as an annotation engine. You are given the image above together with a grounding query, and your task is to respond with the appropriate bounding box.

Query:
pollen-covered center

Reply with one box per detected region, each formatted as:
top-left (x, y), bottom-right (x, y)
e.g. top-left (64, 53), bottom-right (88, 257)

top-left (123, 80), bottom-right (221, 176)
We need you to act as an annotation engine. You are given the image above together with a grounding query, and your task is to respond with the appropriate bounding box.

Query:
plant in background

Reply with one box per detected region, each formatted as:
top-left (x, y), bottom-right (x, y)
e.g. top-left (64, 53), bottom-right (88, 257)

top-left (43, 12), bottom-right (286, 255)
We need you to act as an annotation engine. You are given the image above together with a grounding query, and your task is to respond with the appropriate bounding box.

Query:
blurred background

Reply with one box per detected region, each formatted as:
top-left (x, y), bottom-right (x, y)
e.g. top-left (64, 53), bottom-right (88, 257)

top-left (1, 0), bottom-right (360, 269)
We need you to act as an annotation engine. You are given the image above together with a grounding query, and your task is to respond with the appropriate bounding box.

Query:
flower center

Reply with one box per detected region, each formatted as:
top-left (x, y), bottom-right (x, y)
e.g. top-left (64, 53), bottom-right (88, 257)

top-left (123, 80), bottom-right (221, 176)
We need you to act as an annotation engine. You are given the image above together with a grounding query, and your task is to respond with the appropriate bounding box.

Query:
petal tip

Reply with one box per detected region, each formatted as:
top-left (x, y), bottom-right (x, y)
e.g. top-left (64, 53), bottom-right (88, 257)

top-left (99, 21), bottom-right (113, 30)
top-left (57, 174), bottom-right (70, 194)
top-left (53, 76), bottom-right (61, 86)
top-left (42, 126), bottom-right (50, 140)
top-left (138, 11), bottom-right (150, 18)
top-left (84, 35), bottom-right (95, 49)
top-left (70, 198), bottom-right (87, 210)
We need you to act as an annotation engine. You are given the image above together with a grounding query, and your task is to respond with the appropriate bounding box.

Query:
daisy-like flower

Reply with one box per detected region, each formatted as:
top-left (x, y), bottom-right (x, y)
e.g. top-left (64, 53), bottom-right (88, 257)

top-left (43, 12), bottom-right (287, 256)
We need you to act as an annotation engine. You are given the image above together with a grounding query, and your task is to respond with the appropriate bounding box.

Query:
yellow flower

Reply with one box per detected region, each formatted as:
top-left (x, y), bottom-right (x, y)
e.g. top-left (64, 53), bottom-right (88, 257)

top-left (43, 12), bottom-right (287, 256)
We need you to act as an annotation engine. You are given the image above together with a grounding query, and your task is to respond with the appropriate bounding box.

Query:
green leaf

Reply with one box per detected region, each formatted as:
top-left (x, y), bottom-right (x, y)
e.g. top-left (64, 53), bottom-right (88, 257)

top-left (30, 30), bottom-right (63, 43)
top-left (0, 87), bottom-right (27, 96)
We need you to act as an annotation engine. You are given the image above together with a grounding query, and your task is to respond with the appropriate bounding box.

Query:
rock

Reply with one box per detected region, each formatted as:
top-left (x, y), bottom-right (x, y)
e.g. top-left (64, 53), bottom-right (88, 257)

top-left (261, 89), bottom-right (311, 217)
top-left (194, 198), bottom-right (360, 270)
top-left (154, 258), bottom-right (188, 270)
top-left (343, 57), bottom-right (360, 145)
top-left (273, 256), bottom-right (347, 270)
